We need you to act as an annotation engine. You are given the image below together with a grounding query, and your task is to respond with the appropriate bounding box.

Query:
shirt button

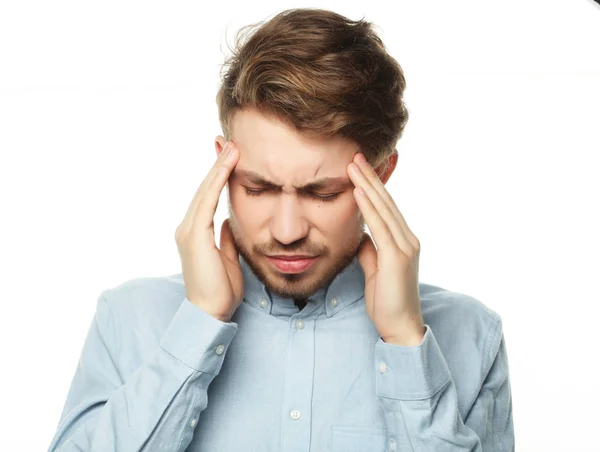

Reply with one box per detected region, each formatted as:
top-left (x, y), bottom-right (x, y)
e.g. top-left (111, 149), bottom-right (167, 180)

top-left (295, 319), bottom-right (305, 330)
top-left (260, 298), bottom-right (268, 308)
top-left (379, 362), bottom-right (388, 373)
top-left (290, 409), bottom-right (301, 420)
top-left (389, 438), bottom-right (396, 451)
top-left (190, 418), bottom-right (197, 428)
top-left (330, 297), bottom-right (338, 307)
top-left (215, 344), bottom-right (225, 355)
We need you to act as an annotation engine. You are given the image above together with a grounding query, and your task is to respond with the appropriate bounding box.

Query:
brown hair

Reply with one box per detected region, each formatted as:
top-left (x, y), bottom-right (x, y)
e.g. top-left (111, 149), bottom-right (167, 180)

top-left (216, 8), bottom-right (409, 170)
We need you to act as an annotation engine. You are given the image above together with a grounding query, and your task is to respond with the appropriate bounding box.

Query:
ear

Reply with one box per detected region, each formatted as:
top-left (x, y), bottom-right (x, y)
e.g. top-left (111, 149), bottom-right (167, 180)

top-left (374, 149), bottom-right (398, 185)
top-left (215, 135), bottom-right (228, 157)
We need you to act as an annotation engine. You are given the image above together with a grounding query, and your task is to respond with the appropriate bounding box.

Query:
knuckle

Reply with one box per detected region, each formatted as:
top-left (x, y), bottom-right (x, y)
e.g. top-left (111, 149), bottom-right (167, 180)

top-left (392, 246), bottom-right (405, 260)
top-left (174, 224), bottom-right (189, 243)
top-left (409, 246), bottom-right (421, 260)
top-left (413, 236), bottom-right (421, 250)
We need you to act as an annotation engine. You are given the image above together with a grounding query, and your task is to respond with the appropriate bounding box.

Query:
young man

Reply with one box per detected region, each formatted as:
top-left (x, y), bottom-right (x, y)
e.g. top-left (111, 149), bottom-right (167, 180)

top-left (49, 8), bottom-right (514, 452)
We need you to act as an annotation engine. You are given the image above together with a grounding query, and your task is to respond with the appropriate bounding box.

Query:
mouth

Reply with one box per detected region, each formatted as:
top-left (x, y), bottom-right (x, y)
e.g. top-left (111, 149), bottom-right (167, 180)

top-left (266, 255), bottom-right (319, 273)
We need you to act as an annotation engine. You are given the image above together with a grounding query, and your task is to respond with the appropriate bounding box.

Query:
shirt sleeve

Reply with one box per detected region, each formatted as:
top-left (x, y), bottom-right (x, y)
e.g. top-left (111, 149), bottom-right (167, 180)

top-left (374, 318), bottom-right (514, 451)
top-left (48, 294), bottom-right (238, 452)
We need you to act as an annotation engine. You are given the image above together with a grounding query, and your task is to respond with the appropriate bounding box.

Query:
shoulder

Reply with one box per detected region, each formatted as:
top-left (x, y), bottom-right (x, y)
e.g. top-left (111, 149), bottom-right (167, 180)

top-left (419, 282), bottom-right (501, 330)
top-left (99, 272), bottom-right (186, 322)
top-left (93, 272), bottom-right (187, 371)
top-left (419, 282), bottom-right (504, 373)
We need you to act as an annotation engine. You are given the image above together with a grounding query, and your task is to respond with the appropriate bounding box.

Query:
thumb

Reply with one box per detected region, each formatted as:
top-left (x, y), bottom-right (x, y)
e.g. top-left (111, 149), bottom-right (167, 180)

top-left (356, 232), bottom-right (378, 281)
top-left (219, 218), bottom-right (239, 267)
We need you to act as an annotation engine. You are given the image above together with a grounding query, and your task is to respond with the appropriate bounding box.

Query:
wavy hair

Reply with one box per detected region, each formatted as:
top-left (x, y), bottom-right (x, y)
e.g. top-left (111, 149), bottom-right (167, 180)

top-left (216, 8), bottom-right (409, 170)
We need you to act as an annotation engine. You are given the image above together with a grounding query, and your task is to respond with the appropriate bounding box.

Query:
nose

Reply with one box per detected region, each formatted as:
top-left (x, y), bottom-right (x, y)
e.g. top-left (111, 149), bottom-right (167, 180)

top-left (269, 193), bottom-right (310, 245)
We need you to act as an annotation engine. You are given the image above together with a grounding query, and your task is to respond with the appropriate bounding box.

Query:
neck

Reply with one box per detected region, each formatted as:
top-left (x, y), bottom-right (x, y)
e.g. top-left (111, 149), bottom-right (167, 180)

top-left (294, 298), bottom-right (307, 311)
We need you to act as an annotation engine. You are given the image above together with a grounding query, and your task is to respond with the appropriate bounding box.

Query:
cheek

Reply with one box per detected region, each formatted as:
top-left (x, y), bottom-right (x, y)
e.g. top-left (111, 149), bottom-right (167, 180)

top-left (229, 189), bottom-right (265, 228)
top-left (229, 186), bottom-right (250, 209)
top-left (309, 197), bottom-right (360, 227)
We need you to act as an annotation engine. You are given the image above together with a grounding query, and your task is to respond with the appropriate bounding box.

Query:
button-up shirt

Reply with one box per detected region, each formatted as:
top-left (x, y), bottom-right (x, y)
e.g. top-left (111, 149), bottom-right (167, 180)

top-left (48, 255), bottom-right (515, 451)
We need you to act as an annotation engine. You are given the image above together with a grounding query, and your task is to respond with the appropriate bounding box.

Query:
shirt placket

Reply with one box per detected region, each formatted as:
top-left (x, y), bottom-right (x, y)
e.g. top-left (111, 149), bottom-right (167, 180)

top-left (279, 315), bottom-right (315, 452)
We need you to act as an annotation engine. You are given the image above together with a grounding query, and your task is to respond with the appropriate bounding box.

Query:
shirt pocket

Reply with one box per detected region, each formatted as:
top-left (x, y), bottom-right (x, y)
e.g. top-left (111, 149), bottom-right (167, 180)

top-left (330, 425), bottom-right (388, 452)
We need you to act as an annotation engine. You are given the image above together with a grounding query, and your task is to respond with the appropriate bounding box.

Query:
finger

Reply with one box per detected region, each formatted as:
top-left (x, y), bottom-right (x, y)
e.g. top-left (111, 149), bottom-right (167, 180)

top-left (181, 142), bottom-right (234, 223)
top-left (356, 232), bottom-right (378, 281)
top-left (219, 218), bottom-right (239, 266)
top-left (349, 163), bottom-right (413, 256)
top-left (353, 185), bottom-right (397, 252)
top-left (180, 142), bottom-right (237, 231)
top-left (354, 152), bottom-right (419, 250)
top-left (193, 144), bottom-right (239, 231)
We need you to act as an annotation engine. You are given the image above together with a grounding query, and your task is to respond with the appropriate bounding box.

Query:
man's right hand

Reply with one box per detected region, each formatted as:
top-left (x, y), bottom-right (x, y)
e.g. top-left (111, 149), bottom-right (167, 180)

top-left (174, 141), bottom-right (244, 323)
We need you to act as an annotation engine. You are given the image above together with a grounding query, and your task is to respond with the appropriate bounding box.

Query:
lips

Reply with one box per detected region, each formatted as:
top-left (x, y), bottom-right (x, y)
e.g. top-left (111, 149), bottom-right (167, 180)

top-left (269, 255), bottom-right (316, 260)
top-left (266, 256), bottom-right (318, 273)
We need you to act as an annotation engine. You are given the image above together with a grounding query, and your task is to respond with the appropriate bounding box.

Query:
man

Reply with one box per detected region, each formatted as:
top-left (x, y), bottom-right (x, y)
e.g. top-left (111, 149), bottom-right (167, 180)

top-left (49, 8), bottom-right (514, 452)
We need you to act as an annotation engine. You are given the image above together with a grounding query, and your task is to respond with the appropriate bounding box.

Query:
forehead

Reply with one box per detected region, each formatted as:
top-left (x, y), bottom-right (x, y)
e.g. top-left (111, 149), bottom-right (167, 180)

top-left (229, 108), bottom-right (359, 185)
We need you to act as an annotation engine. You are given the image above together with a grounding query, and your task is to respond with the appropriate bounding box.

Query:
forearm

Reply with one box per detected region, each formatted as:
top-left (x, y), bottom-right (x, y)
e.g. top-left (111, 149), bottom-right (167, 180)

top-left (49, 296), bottom-right (238, 451)
top-left (375, 323), bottom-right (514, 451)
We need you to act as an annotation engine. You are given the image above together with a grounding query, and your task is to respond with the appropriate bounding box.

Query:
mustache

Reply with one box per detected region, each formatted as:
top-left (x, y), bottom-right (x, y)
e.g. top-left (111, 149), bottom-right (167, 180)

top-left (255, 239), bottom-right (326, 256)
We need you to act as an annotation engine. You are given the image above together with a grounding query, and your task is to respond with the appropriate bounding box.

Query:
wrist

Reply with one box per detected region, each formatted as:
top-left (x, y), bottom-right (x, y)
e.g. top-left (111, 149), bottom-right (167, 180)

top-left (190, 300), bottom-right (231, 323)
top-left (382, 324), bottom-right (426, 346)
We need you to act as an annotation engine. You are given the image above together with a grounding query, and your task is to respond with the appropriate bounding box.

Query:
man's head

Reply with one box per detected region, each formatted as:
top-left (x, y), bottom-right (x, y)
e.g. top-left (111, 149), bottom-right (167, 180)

top-left (214, 8), bottom-right (408, 300)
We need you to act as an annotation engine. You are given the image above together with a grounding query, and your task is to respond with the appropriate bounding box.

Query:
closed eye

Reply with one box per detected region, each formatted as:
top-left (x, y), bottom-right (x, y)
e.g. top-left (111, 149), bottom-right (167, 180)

top-left (243, 187), bottom-right (341, 203)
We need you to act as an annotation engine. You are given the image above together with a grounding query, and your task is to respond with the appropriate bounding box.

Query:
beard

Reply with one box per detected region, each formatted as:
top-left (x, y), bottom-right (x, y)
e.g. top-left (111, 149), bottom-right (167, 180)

top-left (226, 199), bottom-right (365, 301)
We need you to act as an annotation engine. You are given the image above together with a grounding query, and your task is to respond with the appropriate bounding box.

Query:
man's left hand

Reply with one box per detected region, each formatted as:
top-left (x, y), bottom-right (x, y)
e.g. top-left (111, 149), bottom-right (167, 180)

top-left (347, 152), bottom-right (426, 347)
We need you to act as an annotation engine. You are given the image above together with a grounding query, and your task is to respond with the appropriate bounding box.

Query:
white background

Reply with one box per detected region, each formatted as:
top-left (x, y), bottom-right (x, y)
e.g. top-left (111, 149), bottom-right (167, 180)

top-left (1, 0), bottom-right (599, 450)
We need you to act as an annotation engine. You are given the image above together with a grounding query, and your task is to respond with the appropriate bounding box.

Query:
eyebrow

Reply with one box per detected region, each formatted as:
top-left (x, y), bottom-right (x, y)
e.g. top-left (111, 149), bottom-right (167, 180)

top-left (232, 169), bottom-right (353, 192)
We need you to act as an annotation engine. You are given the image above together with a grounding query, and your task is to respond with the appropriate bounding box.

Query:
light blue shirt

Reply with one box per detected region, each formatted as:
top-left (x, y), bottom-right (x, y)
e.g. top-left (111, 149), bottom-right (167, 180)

top-left (49, 255), bottom-right (515, 451)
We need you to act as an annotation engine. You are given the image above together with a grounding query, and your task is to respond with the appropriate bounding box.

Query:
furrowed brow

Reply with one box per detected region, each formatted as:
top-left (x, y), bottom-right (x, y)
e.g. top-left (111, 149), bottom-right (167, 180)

top-left (232, 169), bottom-right (352, 191)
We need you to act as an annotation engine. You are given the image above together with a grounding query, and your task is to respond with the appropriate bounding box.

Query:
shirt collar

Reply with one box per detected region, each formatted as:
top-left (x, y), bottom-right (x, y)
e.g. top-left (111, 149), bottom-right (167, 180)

top-left (239, 254), bottom-right (365, 318)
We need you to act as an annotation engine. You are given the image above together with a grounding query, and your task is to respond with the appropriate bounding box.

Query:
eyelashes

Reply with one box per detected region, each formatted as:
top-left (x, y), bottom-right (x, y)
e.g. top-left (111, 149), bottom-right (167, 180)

top-left (243, 187), bottom-right (340, 203)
